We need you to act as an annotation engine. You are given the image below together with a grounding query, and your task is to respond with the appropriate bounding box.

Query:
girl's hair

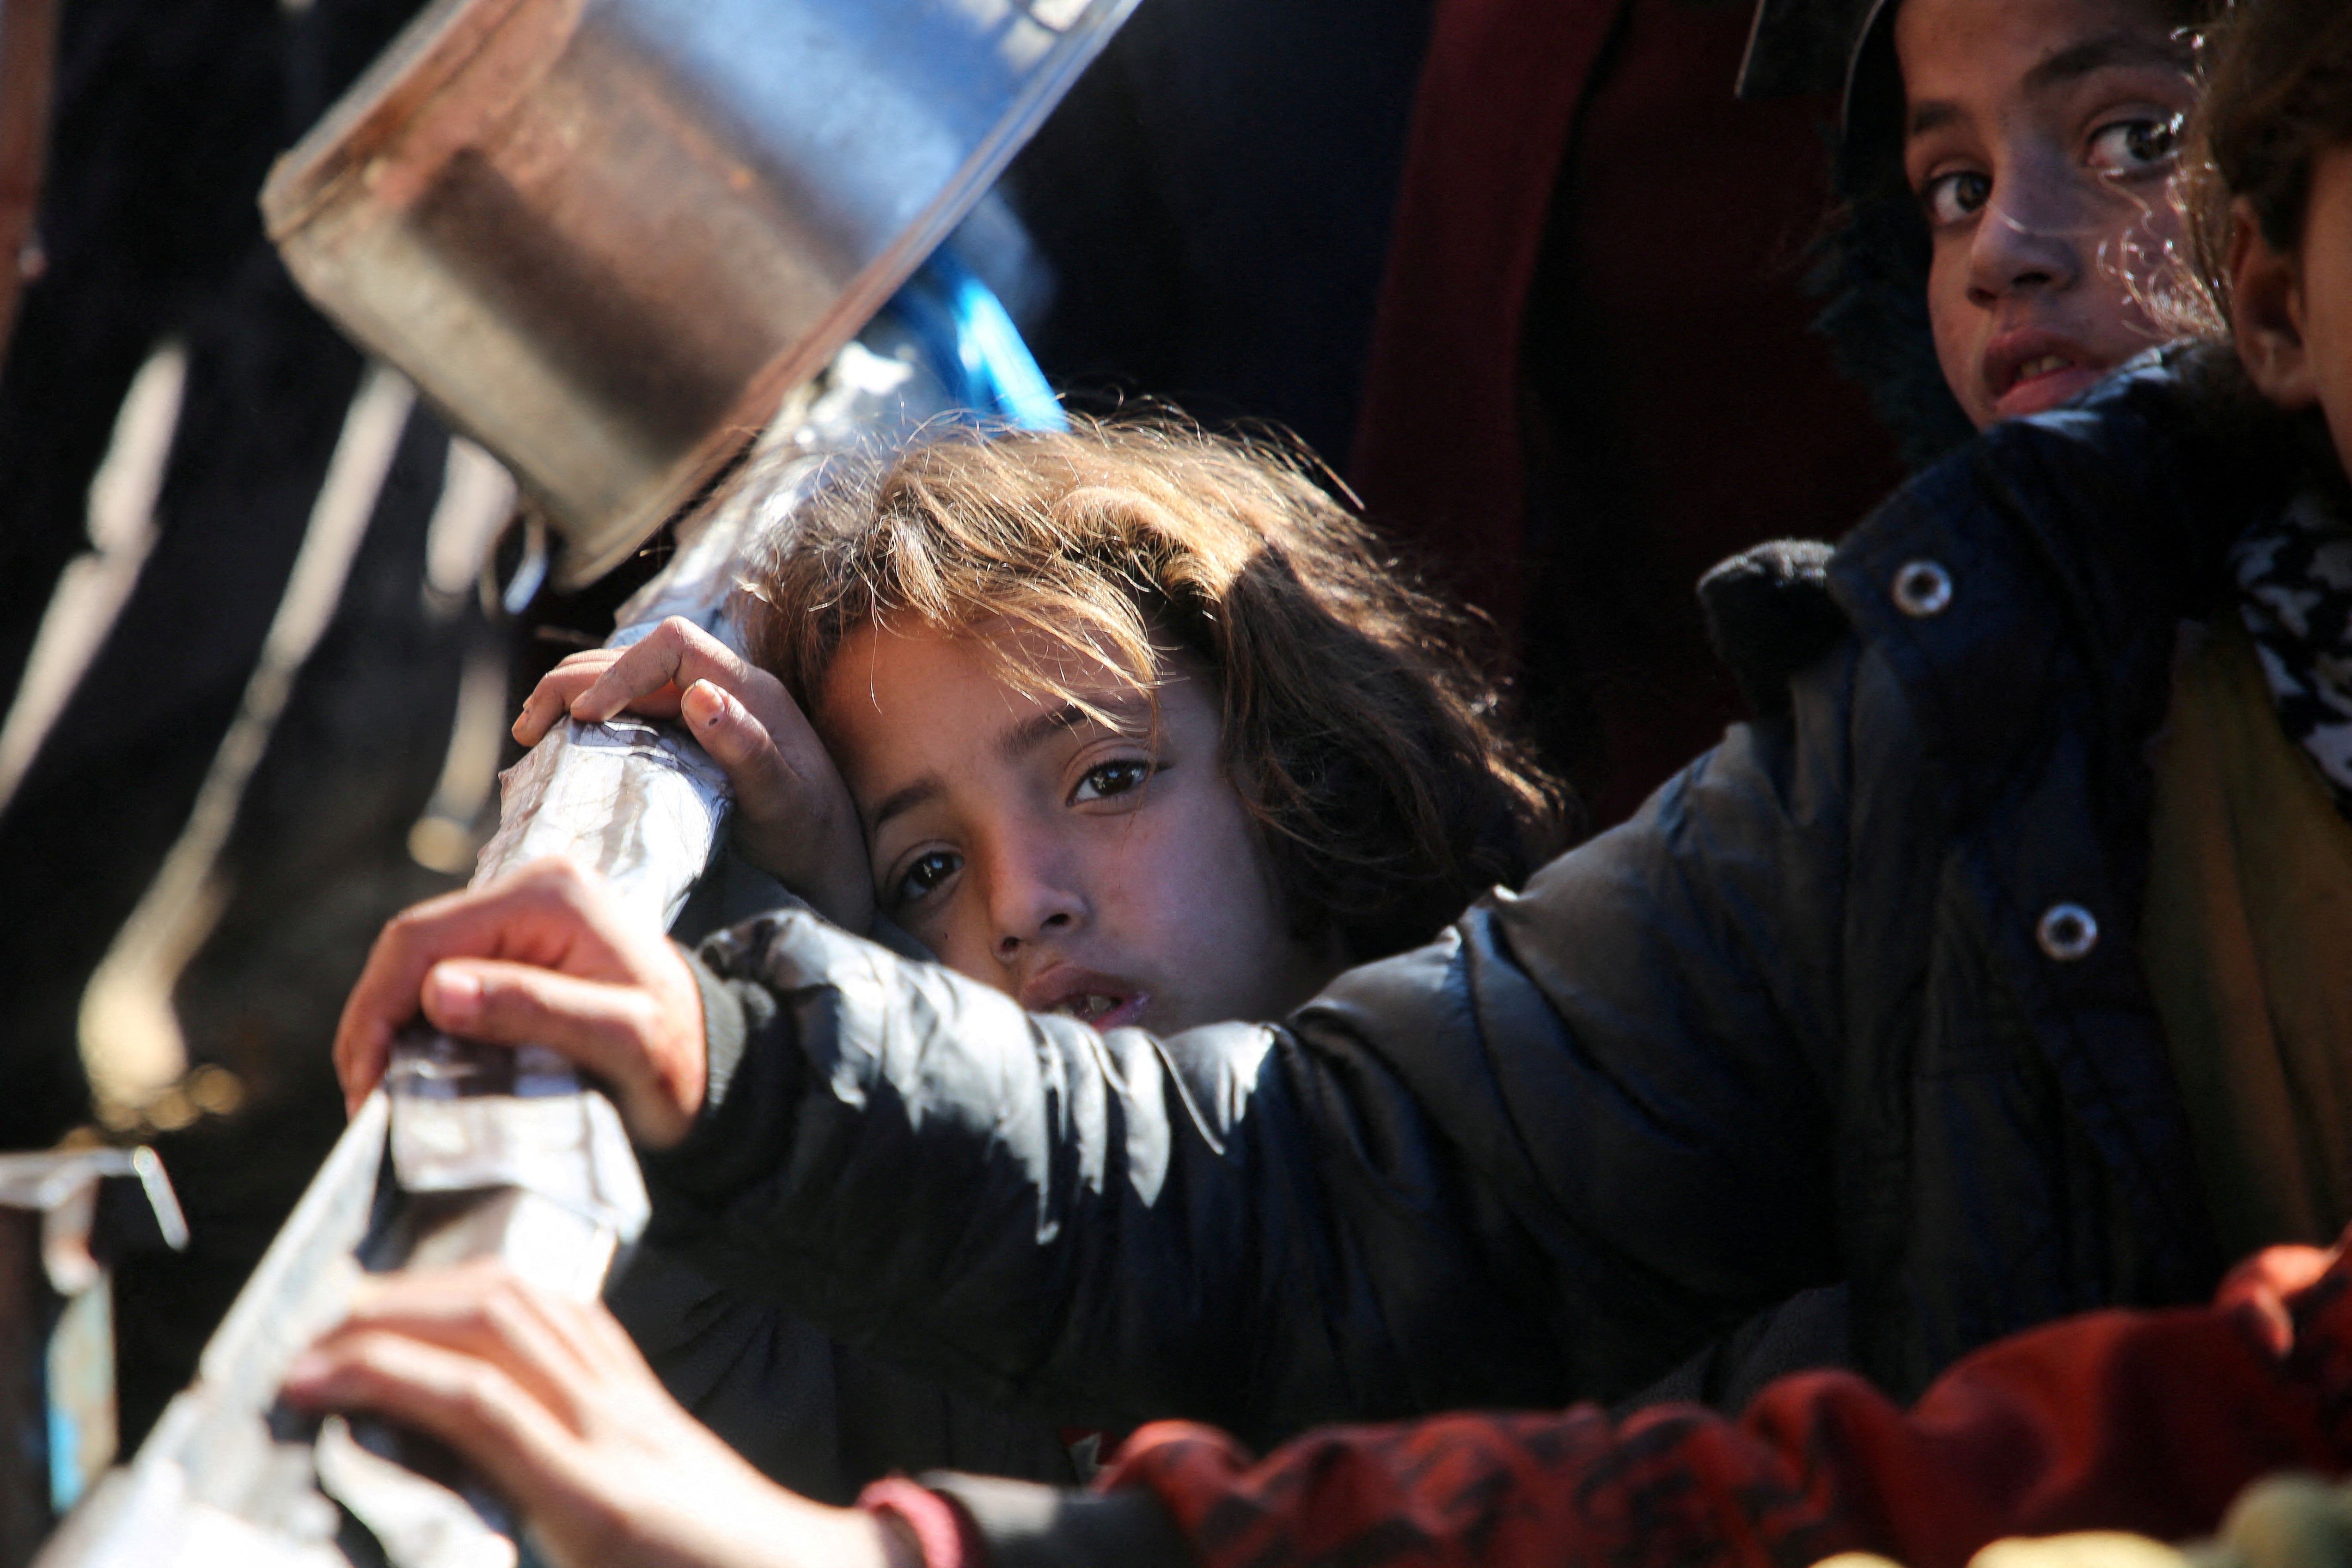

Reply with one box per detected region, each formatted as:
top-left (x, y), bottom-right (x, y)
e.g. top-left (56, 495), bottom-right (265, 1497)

top-left (733, 418), bottom-right (1574, 961)
top-left (2179, 0), bottom-right (2352, 324)
top-left (1812, 0), bottom-right (2218, 466)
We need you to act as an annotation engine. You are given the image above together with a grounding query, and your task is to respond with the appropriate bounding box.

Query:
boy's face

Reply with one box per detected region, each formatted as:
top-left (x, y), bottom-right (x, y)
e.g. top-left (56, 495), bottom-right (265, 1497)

top-left (818, 620), bottom-right (1341, 1036)
top-left (1895, 0), bottom-right (2199, 427)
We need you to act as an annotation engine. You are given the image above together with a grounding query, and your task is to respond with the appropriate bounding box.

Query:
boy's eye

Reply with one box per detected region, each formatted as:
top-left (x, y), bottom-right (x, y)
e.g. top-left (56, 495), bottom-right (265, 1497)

top-left (1070, 759), bottom-right (1154, 805)
top-left (893, 849), bottom-right (962, 905)
top-left (1922, 170), bottom-right (1992, 226)
top-left (2086, 115), bottom-right (2182, 177)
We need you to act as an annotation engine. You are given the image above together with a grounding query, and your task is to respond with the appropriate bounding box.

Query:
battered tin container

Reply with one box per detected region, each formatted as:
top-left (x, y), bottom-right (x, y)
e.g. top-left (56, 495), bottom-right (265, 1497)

top-left (262, 0), bottom-right (1133, 585)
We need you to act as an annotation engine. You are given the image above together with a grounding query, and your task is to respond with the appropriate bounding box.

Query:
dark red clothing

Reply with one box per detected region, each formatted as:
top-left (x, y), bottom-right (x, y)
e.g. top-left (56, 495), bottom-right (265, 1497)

top-left (1351, 0), bottom-right (1905, 824)
top-left (1347, 0), bottom-right (1611, 634)
top-left (1071, 1243), bottom-right (2352, 1568)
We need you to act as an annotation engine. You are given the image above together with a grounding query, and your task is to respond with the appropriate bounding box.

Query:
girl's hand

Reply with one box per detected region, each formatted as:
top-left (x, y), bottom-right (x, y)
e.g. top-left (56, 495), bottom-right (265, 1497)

top-left (281, 1263), bottom-right (915, 1568)
top-left (334, 859), bottom-right (705, 1148)
top-left (515, 616), bottom-right (874, 934)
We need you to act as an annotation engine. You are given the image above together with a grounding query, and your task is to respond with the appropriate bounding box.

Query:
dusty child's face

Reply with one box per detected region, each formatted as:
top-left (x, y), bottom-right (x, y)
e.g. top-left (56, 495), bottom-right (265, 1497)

top-left (817, 621), bottom-right (1340, 1035)
top-left (2287, 148), bottom-right (2352, 472)
top-left (1896, 0), bottom-right (2199, 427)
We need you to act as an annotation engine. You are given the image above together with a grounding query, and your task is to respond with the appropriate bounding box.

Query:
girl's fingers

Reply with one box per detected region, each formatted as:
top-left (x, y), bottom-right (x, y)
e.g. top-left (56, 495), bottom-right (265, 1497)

top-left (419, 956), bottom-right (702, 1149)
top-left (284, 1325), bottom-right (599, 1529)
top-left (321, 1265), bottom-right (613, 1432)
top-left (515, 623), bottom-right (741, 744)
top-left (515, 653), bottom-right (626, 744)
top-left (679, 682), bottom-right (799, 803)
top-left (570, 619), bottom-right (752, 726)
top-left (335, 863), bottom-right (575, 1104)
top-left (521, 623), bottom-right (833, 838)
top-left (675, 679), bottom-right (873, 931)
top-left (333, 860), bottom-right (646, 1113)
top-left (515, 621), bottom-right (818, 763)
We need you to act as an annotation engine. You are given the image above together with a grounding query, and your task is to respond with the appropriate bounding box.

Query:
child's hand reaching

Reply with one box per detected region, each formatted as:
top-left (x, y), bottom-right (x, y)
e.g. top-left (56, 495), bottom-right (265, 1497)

top-left (334, 858), bottom-right (707, 1146)
top-left (281, 1263), bottom-right (916, 1568)
top-left (515, 616), bottom-right (874, 935)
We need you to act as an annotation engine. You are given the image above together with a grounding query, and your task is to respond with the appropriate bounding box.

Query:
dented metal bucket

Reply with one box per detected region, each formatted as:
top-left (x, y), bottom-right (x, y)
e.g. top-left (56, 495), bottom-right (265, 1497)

top-left (261, 0), bottom-right (1133, 586)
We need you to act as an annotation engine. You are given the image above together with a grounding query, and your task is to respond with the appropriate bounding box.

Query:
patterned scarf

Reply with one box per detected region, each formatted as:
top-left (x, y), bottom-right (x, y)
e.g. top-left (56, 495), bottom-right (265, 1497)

top-left (2233, 484), bottom-right (2352, 821)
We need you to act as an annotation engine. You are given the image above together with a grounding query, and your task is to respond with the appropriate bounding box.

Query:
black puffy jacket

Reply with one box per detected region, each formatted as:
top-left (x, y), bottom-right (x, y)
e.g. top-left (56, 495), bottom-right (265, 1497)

top-left (640, 353), bottom-right (2298, 1447)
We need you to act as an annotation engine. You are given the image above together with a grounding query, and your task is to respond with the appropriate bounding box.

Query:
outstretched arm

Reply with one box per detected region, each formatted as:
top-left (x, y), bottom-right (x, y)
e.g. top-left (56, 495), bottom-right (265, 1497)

top-left (282, 1244), bottom-right (2352, 1568)
top-left (636, 665), bottom-right (1859, 1440)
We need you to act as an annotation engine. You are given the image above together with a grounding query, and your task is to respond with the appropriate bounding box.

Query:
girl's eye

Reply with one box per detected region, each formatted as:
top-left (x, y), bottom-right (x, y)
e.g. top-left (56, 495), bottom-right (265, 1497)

top-left (893, 849), bottom-right (962, 905)
top-left (1921, 170), bottom-right (1992, 226)
top-left (2087, 115), bottom-right (2182, 177)
top-left (1070, 759), bottom-right (1153, 805)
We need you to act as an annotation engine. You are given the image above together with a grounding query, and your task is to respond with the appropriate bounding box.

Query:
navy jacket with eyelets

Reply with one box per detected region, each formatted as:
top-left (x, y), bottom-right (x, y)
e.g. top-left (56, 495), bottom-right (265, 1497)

top-left (637, 349), bottom-right (2300, 1448)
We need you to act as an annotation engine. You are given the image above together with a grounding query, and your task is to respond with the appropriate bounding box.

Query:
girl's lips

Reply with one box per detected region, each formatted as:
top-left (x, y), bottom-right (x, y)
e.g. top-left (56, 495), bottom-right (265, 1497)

top-left (1021, 968), bottom-right (1154, 1032)
top-left (1992, 359), bottom-right (2109, 420)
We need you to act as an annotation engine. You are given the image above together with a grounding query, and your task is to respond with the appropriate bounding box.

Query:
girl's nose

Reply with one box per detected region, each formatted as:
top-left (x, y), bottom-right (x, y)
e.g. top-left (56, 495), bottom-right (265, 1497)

top-left (982, 831), bottom-right (1087, 964)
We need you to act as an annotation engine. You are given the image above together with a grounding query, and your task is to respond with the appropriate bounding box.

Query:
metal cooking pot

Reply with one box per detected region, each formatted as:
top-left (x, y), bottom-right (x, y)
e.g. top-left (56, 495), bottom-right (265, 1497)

top-left (262, 0), bottom-right (1135, 586)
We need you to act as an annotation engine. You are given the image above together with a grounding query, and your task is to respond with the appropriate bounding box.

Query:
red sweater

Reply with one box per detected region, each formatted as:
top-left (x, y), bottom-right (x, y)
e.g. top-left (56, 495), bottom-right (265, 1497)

top-left (869, 1241), bottom-right (2352, 1567)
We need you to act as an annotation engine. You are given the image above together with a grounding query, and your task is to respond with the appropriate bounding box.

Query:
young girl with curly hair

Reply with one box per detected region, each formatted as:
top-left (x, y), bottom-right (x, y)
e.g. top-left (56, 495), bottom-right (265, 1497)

top-left (400, 418), bottom-right (1569, 1500)
top-left (502, 419), bottom-right (1567, 1043)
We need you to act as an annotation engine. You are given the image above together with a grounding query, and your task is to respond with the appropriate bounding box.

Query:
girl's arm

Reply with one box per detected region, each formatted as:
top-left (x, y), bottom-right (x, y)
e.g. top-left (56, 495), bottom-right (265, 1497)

top-left (628, 642), bottom-right (1869, 1445)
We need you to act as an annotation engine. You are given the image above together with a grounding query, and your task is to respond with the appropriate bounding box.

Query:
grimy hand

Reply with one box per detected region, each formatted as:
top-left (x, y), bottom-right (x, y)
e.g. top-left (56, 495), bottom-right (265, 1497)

top-left (515, 616), bottom-right (875, 934)
top-left (334, 859), bottom-right (707, 1149)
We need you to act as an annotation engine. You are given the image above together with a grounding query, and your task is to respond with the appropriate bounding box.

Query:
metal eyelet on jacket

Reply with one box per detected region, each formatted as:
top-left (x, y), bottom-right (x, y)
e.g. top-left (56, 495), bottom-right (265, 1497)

top-left (2036, 902), bottom-right (2099, 962)
top-left (1893, 559), bottom-right (1954, 618)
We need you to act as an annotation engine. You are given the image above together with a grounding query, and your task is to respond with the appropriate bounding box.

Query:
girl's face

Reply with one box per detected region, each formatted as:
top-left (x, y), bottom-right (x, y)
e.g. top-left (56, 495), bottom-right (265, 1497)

top-left (816, 620), bottom-right (1342, 1035)
top-left (1896, 0), bottom-right (2199, 427)
top-left (2233, 146), bottom-right (2352, 474)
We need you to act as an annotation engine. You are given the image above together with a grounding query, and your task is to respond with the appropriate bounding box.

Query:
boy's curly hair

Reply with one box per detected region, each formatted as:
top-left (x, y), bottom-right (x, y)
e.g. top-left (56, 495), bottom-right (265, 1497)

top-left (732, 418), bottom-right (1574, 962)
top-left (1810, 18), bottom-right (1979, 470)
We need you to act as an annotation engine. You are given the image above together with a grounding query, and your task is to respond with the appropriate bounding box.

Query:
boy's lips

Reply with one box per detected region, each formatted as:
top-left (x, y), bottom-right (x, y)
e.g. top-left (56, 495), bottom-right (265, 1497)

top-left (1020, 967), bottom-right (1152, 1031)
top-left (1985, 329), bottom-right (2109, 420)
